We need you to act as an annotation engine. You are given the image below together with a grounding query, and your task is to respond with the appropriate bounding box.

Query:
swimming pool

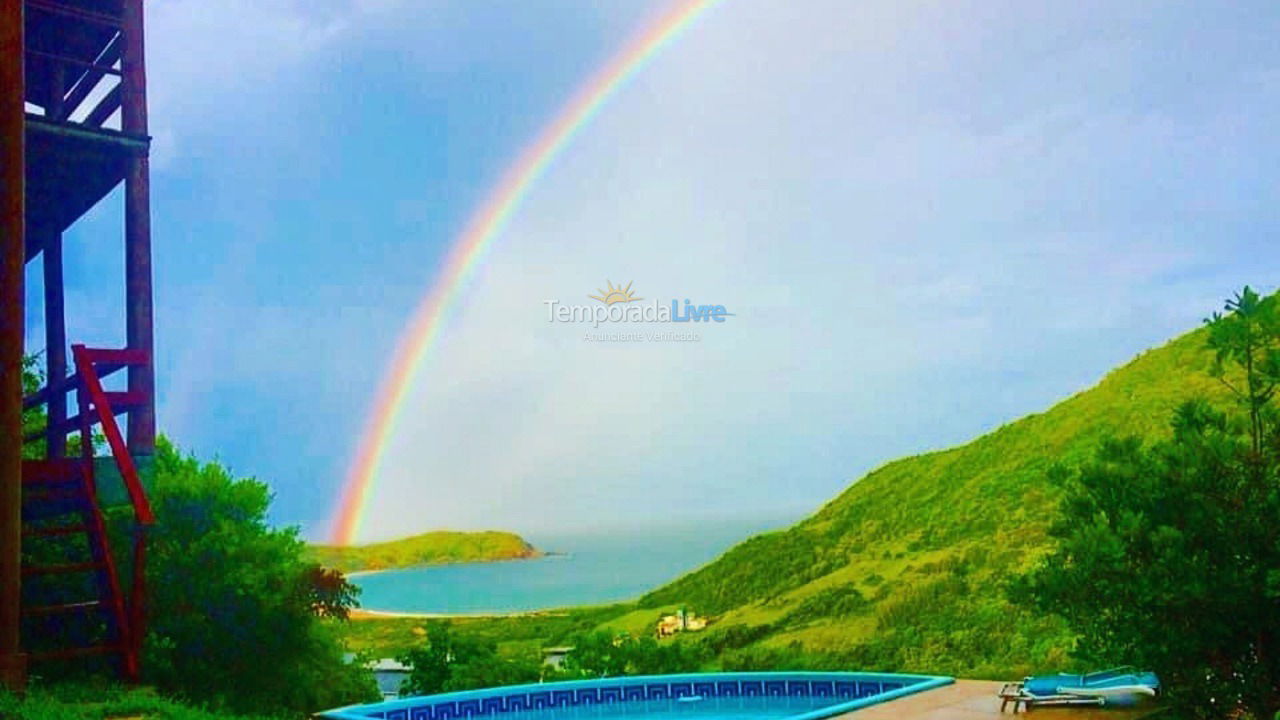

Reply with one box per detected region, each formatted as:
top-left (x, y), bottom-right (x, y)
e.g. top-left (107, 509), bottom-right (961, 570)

top-left (318, 672), bottom-right (953, 720)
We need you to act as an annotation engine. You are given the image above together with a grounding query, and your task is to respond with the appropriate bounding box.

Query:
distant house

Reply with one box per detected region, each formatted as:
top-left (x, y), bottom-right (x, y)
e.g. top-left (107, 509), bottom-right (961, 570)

top-left (656, 615), bottom-right (681, 637)
top-left (371, 658), bottom-right (412, 700)
top-left (344, 654), bottom-right (411, 700)
top-left (656, 607), bottom-right (708, 637)
top-left (542, 646), bottom-right (574, 669)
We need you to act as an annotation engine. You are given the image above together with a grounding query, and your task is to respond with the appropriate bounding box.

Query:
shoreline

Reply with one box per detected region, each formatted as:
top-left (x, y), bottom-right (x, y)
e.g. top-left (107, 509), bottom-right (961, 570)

top-left (350, 607), bottom-right (568, 620)
top-left (343, 551), bottom-right (565, 579)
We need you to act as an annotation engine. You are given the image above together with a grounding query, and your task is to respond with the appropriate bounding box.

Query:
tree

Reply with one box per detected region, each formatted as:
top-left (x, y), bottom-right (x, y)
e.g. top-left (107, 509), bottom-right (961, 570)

top-left (557, 631), bottom-right (704, 678)
top-left (135, 439), bottom-right (377, 715)
top-left (397, 622), bottom-right (539, 696)
top-left (1205, 287), bottom-right (1280, 454)
top-left (397, 623), bottom-right (454, 696)
top-left (1016, 288), bottom-right (1280, 719)
top-left (21, 354), bottom-right (45, 459)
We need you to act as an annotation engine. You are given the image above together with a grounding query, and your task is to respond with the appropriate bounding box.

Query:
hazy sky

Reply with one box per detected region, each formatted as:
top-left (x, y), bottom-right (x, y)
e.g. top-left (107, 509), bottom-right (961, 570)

top-left (25, 0), bottom-right (1280, 542)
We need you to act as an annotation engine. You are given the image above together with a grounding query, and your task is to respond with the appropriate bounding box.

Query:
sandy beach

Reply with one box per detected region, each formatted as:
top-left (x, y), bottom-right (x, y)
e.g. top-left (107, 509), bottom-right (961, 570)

top-left (349, 608), bottom-right (568, 620)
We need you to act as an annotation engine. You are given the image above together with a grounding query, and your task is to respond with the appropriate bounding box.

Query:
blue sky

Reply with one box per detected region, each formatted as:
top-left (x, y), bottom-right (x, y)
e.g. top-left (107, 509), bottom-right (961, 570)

top-left (25, 0), bottom-right (1280, 542)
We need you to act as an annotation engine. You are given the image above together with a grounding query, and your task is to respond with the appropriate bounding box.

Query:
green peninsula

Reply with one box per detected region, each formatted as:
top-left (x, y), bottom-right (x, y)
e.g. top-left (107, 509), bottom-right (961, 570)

top-left (310, 531), bottom-right (541, 574)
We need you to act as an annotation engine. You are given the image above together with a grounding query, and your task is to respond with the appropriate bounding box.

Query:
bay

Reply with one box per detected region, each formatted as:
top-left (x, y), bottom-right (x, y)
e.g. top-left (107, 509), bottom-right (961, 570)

top-left (351, 512), bottom-right (800, 615)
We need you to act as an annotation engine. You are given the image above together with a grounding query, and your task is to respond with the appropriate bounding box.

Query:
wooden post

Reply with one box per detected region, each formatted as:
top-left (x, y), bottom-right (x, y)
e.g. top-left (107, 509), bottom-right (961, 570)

top-left (47, 59), bottom-right (64, 122)
top-left (0, 0), bottom-right (28, 692)
top-left (121, 0), bottom-right (154, 456)
top-left (43, 233), bottom-right (66, 458)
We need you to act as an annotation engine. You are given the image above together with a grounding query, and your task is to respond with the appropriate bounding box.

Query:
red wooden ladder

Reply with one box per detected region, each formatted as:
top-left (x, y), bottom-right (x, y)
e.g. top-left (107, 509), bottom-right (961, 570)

top-left (20, 346), bottom-right (154, 681)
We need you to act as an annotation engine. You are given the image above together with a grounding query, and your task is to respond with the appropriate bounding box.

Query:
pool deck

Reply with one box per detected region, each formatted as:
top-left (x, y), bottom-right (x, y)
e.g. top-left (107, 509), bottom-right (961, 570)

top-left (839, 680), bottom-right (1162, 720)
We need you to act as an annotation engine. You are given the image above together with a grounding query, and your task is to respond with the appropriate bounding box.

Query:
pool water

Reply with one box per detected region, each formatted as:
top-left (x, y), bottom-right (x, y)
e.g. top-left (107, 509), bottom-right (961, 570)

top-left (470, 694), bottom-right (860, 719)
top-left (319, 672), bottom-right (953, 720)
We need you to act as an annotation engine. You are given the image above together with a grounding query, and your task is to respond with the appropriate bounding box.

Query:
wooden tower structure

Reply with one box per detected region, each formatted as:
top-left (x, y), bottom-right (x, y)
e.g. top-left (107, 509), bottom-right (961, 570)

top-left (1, 0), bottom-right (156, 687)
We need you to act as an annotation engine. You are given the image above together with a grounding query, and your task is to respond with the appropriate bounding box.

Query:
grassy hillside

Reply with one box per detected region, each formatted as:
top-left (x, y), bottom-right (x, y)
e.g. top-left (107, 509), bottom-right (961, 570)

top-left (309, 530), bottom-right (540, 573)
top-left (637, 325), bottom-right (1232, 678)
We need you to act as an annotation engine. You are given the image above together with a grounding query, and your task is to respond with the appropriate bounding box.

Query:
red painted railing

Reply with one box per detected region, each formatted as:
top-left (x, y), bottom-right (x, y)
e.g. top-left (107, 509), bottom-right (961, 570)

top-left (71, 345), bottom-right (153, 524)
top-left (71, 344), bottom-right (153, 675)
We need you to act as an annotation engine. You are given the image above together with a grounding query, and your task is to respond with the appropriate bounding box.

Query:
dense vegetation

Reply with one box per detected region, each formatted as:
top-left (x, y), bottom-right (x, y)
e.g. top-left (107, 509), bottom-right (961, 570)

top-left (393, 621), bottom-right (705, 696)
top-left (308, 531), bottom-right (540, 574)
top-left (556, 630), bottom-right (705, 678)
top-left (338, 605), bottom-right (628, 657)
top-left (397, 622), bottom-right (542, 696)
top-left (132, 440), bottom-right (377, 715)
top-left (18, 359), bottom-right (378, 717)
top-left (1017, 288), bottom-right (1280, 718)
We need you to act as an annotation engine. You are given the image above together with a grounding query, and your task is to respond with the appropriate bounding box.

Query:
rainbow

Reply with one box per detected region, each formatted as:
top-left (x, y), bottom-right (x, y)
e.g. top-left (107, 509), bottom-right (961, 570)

top-left (329, 0), bottom-right (725, 544)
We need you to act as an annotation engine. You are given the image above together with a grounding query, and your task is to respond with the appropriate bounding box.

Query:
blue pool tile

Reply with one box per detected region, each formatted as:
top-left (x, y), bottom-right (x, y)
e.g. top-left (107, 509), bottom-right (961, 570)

top-left (321, 672), bottom-right (954, 720)
top-left (599, 687), bottom-right (622, 703)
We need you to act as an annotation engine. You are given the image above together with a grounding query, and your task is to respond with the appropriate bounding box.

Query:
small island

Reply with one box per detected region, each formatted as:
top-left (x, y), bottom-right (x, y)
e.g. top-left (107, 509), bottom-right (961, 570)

top-left (308, 530), bottom-right (542, 574)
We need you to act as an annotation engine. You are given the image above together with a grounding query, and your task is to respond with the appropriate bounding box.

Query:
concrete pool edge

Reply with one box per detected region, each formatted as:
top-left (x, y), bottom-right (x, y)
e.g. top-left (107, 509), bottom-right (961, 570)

top-left (316, 671), bottom-right (956, 720)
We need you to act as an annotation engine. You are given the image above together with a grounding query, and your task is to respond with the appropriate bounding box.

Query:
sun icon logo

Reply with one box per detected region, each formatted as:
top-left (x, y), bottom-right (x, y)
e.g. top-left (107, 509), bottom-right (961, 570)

top-left (589, 280), bottom-right (642, 305)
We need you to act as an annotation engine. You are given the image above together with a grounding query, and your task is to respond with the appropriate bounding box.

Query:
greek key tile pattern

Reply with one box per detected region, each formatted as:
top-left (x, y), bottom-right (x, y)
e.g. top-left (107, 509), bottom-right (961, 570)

top-left (359, 677), bottom-right (910, 719)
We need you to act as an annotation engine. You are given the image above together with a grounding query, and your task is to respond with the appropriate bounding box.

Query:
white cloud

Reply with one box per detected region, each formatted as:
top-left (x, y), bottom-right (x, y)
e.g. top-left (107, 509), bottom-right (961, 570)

top-left (143, 0), bottom-right (405, 167)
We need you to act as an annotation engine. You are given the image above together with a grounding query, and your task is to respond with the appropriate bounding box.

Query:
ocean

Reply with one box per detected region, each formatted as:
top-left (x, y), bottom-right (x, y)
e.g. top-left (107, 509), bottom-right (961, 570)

top-left (350, 512), bottom-right (802, 615)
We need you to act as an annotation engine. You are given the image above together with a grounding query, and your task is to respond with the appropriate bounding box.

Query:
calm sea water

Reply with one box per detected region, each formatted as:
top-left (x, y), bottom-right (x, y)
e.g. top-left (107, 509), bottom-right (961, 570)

top-left (351, 514), bottom-right (801, 615)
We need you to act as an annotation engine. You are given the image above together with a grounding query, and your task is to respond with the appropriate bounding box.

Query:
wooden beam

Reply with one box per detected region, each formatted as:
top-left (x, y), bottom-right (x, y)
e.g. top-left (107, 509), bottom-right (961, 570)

top-left (29, 48), bottom-right (123, 77)
top-left (122, 0), bottom-right (154, 456)
top-left (43, 231), bottom-right (66, 458)
top-left (22, 371), bottom-right (79, 411)
top-left (59, 32), bottom-right (122, 123)
top-left (82, 82), bottom-right (121, 128)
top-left (26, 0), bottom-right (121, 28)
top-left (45, 56), bottom-right (64, 120)
top-left (0, 0), bottom-right (28, 692)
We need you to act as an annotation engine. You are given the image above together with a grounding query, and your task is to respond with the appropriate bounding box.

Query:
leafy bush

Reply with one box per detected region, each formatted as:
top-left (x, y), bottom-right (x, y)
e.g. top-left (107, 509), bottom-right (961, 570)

top-left (131, 439), bottom-right (378, 715)
top-left (782, 585), bottom-right (869, 626)
top-left (397, 622), bottom-right (540, 696)
top-left (699, 623), bottom-right (775, 654)
top-left (556, 631), bottom-right (705, 678)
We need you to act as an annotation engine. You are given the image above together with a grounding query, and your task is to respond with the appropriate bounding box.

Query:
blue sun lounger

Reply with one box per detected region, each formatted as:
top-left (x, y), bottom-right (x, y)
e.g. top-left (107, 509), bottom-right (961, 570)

top-left (999, 667), bottom-right (1159, 713)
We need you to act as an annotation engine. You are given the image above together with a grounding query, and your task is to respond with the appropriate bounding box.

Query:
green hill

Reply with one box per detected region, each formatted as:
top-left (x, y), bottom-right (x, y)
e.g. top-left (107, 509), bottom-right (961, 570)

top-left (639, 325), bottom-right (1232, 678)
top-left (309, 530), bottom-right (541, 573)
